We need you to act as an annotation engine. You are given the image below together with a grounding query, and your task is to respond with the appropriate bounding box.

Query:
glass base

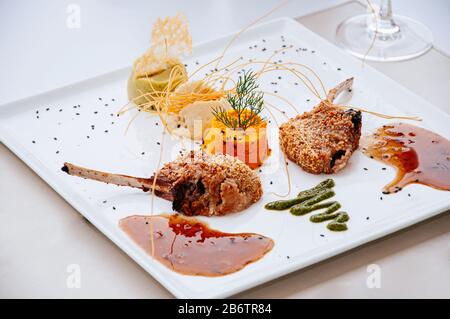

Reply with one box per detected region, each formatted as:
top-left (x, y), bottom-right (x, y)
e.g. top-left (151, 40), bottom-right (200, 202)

top-left (336, 14), bottom-right (433, 62)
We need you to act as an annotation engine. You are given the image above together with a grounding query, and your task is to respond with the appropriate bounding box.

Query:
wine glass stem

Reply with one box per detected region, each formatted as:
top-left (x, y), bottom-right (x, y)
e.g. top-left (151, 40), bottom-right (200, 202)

top-left (368, 0), bottom-right (400, 37)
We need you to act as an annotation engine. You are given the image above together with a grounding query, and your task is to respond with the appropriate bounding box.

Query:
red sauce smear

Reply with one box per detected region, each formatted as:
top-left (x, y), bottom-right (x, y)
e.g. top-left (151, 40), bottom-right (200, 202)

top-left (363, 123), bottom-right (450, 194)
top-left (119, 214), bottom-right (274, 276)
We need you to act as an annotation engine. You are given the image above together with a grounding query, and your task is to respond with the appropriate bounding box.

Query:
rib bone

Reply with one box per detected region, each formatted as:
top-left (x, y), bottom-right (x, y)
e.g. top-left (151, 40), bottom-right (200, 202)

top-left (62, 162), bottom-right (174, 200)
top-left (326, 77), bottom-right (354, 103)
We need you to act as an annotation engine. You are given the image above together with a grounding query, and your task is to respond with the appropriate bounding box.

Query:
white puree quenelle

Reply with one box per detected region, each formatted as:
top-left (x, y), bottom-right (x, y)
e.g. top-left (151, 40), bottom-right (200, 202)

top-left (167, 81), bottom-right (231, 140)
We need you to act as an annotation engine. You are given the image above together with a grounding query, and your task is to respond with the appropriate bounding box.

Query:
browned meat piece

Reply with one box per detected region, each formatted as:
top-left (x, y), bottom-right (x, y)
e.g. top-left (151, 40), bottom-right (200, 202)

top-left (279, 78), bottom-right (362, 174)
top-left (62, 151), bottom-right (262, 216)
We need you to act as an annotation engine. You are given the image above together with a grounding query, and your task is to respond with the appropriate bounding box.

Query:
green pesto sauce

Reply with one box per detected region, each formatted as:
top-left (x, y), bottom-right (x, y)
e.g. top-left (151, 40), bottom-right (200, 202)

top-left (265, 179), bottom-right (349, 232)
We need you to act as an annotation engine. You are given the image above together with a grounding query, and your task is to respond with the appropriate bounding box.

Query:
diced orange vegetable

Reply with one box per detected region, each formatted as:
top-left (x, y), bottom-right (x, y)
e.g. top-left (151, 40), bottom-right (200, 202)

top-left (203, 109), bottom-right (270, 169)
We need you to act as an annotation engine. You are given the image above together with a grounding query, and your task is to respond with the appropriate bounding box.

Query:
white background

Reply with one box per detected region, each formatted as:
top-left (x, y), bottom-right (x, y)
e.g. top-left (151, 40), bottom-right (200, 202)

top-left (0, 0), bottom-right (449, 105)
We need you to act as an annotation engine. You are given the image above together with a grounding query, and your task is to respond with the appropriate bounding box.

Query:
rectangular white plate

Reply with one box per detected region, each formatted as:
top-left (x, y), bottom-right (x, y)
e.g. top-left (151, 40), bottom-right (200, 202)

top-left (1, 18), bottom-right (449, 298)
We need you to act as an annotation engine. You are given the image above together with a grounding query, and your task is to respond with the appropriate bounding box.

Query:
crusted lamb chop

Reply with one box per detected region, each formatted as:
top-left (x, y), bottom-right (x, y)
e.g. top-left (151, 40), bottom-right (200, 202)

top-left (279, 78), bottom-right (362, 174)
top-left (62, 151), bottom-right (262, 216)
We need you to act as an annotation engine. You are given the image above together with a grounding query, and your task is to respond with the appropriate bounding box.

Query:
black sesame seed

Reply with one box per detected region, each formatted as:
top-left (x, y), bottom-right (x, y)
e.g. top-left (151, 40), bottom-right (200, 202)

top-left (98, 97), bottom-right (102, 100)
top-left (366, 217), bottom-right (370, 220)
top-left (32, 140), bottom-right (36, 144)
top-left (270, 181), bottom-right (273, 185)
top-left (363, 168), bottom-right (368, 171)
top-left (337, 68), bottom-right (342, 71)
top-left (320, 234), bottom-right (324, 237)
top-left (141, 152), bottom-right (145, 155)
top-left (112, 206), bottom-right (116, 210)
top-left (76, 112), bottom-right (80, 116)
top-left (382, 167), bottom-right (386, 170)
top-left (53, 137), bottom-right (57, 141)
top-left (102, 200), bottom-right (107, 204)
top-left (104, 130), bottom-right (108, 133)
top-left (59, 109), bottom-right (63, 112)
top-left (46, 108), bottom-right (50, 111)
top-left (157, 142), bottom-right (160, 145)
top-left (94, 111), bottom-right (98, 114)
top-left (380, 197), bottom-right (383, 200)
top-left (56, 150), bottom-right (59, 154)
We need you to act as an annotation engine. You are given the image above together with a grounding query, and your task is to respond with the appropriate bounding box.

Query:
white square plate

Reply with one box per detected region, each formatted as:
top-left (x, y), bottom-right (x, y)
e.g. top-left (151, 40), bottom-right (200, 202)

top-left (1, 18), bottom-right (449, 298)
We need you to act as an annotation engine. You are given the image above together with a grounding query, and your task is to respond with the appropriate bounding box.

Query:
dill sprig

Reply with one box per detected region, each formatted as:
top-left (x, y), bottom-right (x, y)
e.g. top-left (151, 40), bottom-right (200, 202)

top-left (212, 70), bottom-right (264, 130)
